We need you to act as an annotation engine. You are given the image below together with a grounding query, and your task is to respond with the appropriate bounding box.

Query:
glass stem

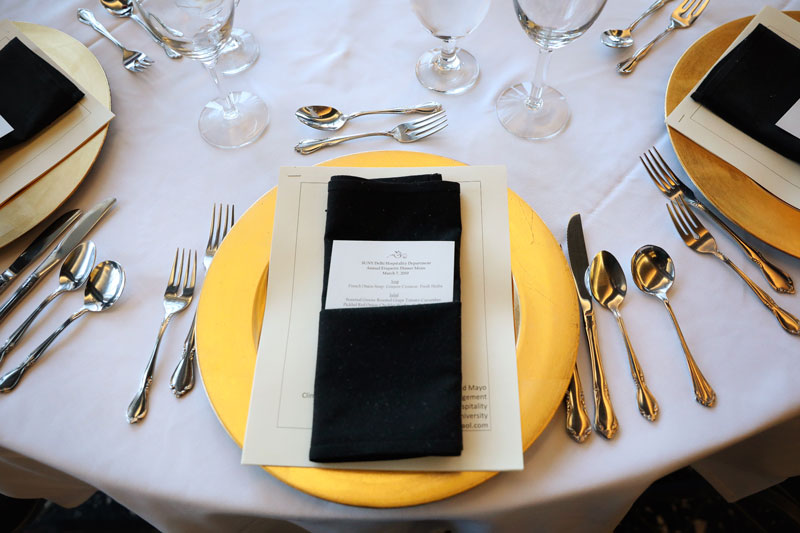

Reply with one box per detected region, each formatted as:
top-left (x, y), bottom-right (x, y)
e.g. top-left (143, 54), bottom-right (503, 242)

top-left (436, 37), bottom-right (460, 70)
top-left (527, 47), bottom-right (553, 110)
top-left (203, 59), bottom-right (238, 120)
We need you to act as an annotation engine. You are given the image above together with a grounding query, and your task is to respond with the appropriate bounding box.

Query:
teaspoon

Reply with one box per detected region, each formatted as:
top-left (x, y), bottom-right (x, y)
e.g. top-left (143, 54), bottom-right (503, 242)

top-left (99, 0), bottom-right (182, 59)
top-left (295, 102), bottom-right (442, 131)
top-left (631, 245), bottom-right (715, 407)
top-left (0, 242), bottom-right (96, 367)
top-left (0, 261), bottom-right (125, 392)
top-left (601, 0), bottom-right (673, 48)
top-left (588, 250), bottom-right (659, 421)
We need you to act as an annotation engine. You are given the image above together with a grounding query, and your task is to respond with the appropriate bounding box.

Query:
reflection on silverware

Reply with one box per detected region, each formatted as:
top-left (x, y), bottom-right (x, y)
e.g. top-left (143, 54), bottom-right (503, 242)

top-left (77, 8), bottom-right (155, 72)
top-left (641, 147), bottom-right (794, 294)
top-left (99, 0), bottom-right (182, 59)
top-left (631, 245), bottom-right (715, 407)
top-left (0, 260), bottom-right (125, 393)
top-left (588, 250), bottom-right (659, 422)
top-left (0, 242), bottom-right (96, 368)
top-left (601, 0), bottom-right (673, 48)
top-left (295, 103), bottom-right (442, 131)
top-left (294, 111), bottom-right (448, 155)
top-left (170, 205), bottom-right (235, 397)
top-left (127, 249), bottom-right (196, 423)
top-left (617, 0), bottom-right (709, 74)
top-left (564, 365), bottom-right (592, 442)
top-left (667, 197), bottom-right (800, 335)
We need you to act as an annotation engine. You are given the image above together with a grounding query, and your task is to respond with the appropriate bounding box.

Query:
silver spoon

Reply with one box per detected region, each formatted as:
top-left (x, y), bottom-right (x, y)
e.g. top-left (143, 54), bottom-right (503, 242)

top-left (0, 261), bottom-right (125, 392)
top-left (631, 245), bottom-right (715, 407)
top-left (99, 0), bottom-right (182, 59)
top-left (295, 102), bottom-right (442, 131)
top-left (0, 242), bottom-right (96, 367)
top-left (588, 250), bottom-right (659, 422)
top-left (601, 0), bottom-right (673, 48)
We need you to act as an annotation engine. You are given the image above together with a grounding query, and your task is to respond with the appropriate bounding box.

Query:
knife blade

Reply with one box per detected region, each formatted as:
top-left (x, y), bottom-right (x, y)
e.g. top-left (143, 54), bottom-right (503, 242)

top-left (0, 209), bottom-right (82, 296)
top-left (0, 198), bottom-right (116, 324)
top-left (566, 213), bottom-right (618, 440)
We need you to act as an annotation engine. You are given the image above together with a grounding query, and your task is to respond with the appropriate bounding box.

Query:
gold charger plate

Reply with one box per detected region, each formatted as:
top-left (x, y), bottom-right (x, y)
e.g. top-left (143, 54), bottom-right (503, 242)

top-left (666, 12), bottom-right (800, 258)
top-left (0, 22), bottom-right (111, 248)
top-left (195, 151), bottom-right (579, 508)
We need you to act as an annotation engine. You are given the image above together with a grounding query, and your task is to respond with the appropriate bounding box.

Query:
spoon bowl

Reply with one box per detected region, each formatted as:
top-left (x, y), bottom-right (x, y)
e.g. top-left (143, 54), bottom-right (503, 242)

top-left (601, 29), bottom-right (633, 48)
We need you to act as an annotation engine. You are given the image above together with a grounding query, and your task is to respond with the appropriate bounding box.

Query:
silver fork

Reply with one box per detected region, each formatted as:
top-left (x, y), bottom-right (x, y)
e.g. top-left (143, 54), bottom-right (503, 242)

top-left (127, 249), bottom-right (196, 423)
top-left (78, 9), bottom-right (155, 73)
top-left (667, 197), bottom-right (800, 335)
top-left (170, 205), bottom-right (234, 397)
top-left (642, 147), bottom-right (794, 294)
top-left (617, 0), bottom-right (710, 74)
top-left (294, 111), bottom-right (448, 155)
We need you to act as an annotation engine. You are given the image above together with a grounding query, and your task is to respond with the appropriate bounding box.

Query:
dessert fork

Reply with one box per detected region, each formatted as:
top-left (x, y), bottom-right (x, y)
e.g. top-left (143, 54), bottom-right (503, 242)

top-left (667, 197), bottom-right (800, 335)
top-left (617, 0), bottom-right (710, 74)
top-left (641, 147), bottom-right (794, 294)
top-left (78, 9), bottom-right (155, 73)
top-left (127, 249), bottom-right (196, 423)
top-left (294, 111), bottom-right (448, 155)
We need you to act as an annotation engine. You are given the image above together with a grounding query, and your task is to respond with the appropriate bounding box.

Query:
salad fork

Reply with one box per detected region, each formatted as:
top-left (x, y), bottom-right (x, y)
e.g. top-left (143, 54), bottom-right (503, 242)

top-left (667, 197), bottom-right (800, 335)
top-left (294, 111), bottom-right (448, 155)
top-left (78, 9), bottom-right (155, 73)
top-left (170, 204), bottom-right (235, 397)
top-left (641, 147), bottom-right (794, 294)
top-left (127, 249), bottom-right (196, 423)
top-left (617, 0), bottom-right (710, 74)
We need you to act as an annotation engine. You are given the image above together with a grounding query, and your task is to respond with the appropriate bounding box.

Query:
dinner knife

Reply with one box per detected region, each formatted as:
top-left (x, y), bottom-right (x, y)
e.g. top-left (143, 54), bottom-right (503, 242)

top-left (0, 198), bottom-right (116, 325)
top-left (0, 209), bottom-right (82, 296)
top-left (567, 214), bottom-right (618, 440)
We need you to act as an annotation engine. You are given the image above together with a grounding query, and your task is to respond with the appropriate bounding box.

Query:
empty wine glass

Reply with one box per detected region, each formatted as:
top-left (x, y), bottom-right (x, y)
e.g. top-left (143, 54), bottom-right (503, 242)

top-left (497, 0), bottom-right (606, 140)
top-left (133, 0), bottom-right (268, 149)
top-left (216, 0), bottom-right (259, 75)
top-left (410, 0), bottom-right (491, 94)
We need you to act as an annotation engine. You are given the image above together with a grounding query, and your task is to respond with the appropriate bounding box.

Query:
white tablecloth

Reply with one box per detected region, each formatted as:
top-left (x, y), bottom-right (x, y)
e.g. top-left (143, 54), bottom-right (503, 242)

top-left (2, 1), bottom-right (800, 531)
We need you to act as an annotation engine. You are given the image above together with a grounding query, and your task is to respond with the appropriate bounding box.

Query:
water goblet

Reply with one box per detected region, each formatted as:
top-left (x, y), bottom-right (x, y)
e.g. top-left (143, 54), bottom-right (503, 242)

top-left (216, 0), bottom-right (259, 75)
top-left (410, 0), bottom-right (491, 94)
top-left (496, 0), bottom-right (606, 140)
top-left (133, 0), bottom-right (268, 149)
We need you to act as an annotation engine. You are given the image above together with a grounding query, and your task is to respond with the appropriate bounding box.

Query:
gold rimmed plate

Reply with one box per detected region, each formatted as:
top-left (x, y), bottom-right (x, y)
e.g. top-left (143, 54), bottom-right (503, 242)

top-left (195, 150), bottom-right (579, 508)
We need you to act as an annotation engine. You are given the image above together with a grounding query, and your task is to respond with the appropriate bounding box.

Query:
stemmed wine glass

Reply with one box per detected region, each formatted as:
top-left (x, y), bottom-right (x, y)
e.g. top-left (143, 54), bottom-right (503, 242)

top-left (410, 0), bottom-right (491, 95)
top-left (133, 0), bottom-right (268, 149)
top-left (216, 0), bottom-right (259, 75)
top-left (496, 0), bottom-right (606, 140)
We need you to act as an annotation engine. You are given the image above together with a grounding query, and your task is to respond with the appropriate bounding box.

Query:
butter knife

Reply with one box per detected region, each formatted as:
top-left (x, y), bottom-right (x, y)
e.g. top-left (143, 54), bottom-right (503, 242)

top-left (567, 214), bottom-right (618, 440)
top-left (0, 198), bottom-right (116, 325)
top-left (0, 209), bottom-right (81, 296)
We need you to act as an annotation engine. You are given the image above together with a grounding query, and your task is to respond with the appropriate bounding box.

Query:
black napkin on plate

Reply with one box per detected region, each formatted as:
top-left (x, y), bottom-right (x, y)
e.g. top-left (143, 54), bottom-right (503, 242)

top-left (309, 173), bottom-right (463, 463)
top-left (691, 24), bottom-right (800, 163)
top-left (0, 37), bottom-right (84, 150)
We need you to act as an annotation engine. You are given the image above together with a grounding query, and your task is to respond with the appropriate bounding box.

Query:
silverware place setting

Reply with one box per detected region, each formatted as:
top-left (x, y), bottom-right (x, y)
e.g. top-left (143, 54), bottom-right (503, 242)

top-left (601, 0), bottom-right (674, 48)
top-left (77, 9), bottom-right (155, 73)
top-left (295, 103), bottom-right (442, 131)
top-left (99, 0), bottom-right (182, 59)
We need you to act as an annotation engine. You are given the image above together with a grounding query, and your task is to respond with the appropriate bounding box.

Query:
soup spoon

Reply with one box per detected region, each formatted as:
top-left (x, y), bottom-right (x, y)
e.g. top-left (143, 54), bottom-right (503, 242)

top-left (601, 0), bottom-right (673, 48)
top-left (588, 250), bottom-right (659, 421)
top-left (295, 102), bottom-right (442, 131)
top-left (631, 245), bottom-right (715, 407)
top-left (0, 261), bottom-right (125, 392)
top-left (0, 242), bottom-right (96, 367)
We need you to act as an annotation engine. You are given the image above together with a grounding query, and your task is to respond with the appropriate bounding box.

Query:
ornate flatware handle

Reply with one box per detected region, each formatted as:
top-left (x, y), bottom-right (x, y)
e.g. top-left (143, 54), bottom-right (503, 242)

top-left (585, 314), bottom-right (618, 438)
top-left (564, 365), bottom-right (591, 443)
top-left (614, 311), bottom-right (659, 421)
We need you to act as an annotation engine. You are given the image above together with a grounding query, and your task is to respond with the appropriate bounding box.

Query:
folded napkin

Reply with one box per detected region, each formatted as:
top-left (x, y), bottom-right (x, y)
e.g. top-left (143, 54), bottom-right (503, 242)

top-left (0, 37), bottom-right (84, 150)
top-left (691, 24), bottom-right (800, 163)
top-left (309, 173), bottom-right (463, 463)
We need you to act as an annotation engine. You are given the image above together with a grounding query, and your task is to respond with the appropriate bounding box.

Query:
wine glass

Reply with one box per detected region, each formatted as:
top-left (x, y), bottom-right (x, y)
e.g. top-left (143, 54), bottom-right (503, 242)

top-left (410, 0), bottom-right (491, 95)
top-left (216, 0), bottom-right (259, 76)
top-left (496, 0), bottom-right (606, 140)
top-left (133, 0), bottom-right (268, 149)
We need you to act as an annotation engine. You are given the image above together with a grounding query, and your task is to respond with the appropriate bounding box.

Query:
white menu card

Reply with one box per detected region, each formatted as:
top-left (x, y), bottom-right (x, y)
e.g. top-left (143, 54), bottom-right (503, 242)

top-left (242, 166), bottom-right (523, 471)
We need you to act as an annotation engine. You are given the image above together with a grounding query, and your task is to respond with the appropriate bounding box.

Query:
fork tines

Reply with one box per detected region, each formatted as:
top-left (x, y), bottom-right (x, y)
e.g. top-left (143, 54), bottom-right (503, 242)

top-left (410, 110), bottom-right (448, 139)
top-left (640, 147), bottom-right (683, 196)
top-left (667, 196), bottom-right (706, 243)
top-left (167, 248), bottom-right (197, 296)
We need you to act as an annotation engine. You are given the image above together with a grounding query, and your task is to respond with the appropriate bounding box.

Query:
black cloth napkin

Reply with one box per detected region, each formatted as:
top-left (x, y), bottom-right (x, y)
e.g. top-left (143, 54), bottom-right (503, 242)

top-left (0, 37), bottom-right (84, 151)
top-left (690, 24), bottom-right (800, 163)
top-left (309, 173), bottom-right (463, 463)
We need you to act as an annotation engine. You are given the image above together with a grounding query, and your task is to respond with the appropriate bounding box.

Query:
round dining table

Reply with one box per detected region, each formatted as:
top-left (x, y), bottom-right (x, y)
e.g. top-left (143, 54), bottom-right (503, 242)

top-left (1, 0), bottom-right (800, 531)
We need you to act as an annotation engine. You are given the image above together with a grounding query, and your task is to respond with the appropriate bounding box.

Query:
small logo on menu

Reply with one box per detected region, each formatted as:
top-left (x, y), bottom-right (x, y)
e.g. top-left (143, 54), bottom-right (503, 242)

top-left (387, 250), bottom-right (407, 259)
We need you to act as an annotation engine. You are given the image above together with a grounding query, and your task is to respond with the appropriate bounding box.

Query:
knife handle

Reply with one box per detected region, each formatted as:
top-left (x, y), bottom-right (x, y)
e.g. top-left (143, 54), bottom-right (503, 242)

top-left (564, 364), bottom-right (591, 443)
top-left (0, 275), bottom-right (41, 326)
top-left (0, 271), bottom-right (12, 296)
top-left (585, 313), bottom-right (619, 439)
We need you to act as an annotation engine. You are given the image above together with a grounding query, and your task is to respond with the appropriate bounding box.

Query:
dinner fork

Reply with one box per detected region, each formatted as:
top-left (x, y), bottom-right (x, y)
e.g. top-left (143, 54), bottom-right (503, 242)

top-left (78, 9), bottom-right (155, 73)
top-left (170, 204), bottom-right (234, 397)
top-left (641, 147), bottom-right (794, 294)
top-left (667, 197), bottom-right (800, 335)
top-left (127, 249), bottom-right (196, 424)
top-left (617, 0), bottom-right (710, 74)
top-left (294, 111), bottom-right (448, 155)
